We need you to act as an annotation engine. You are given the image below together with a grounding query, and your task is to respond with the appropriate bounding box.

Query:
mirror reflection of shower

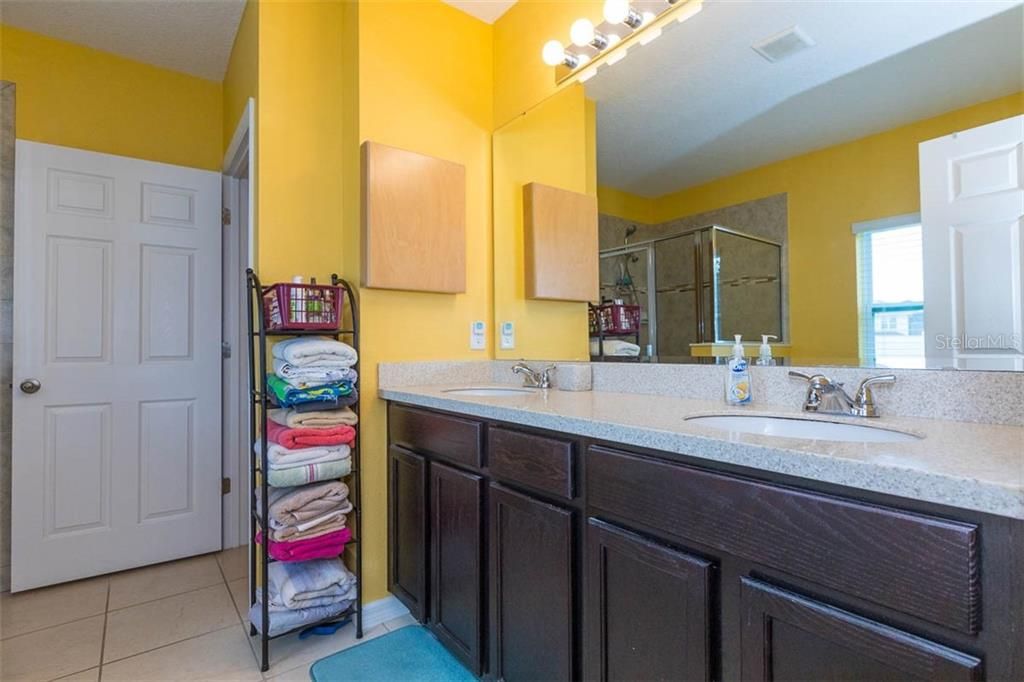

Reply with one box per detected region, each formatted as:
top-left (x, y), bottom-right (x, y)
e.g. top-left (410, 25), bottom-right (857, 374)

top-left (614, 225), bottom-right (641, 306)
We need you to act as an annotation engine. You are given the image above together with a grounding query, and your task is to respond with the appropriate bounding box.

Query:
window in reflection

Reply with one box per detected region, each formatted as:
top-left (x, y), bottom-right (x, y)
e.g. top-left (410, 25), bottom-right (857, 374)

top-left (857, 222), bottom-right (925, 368)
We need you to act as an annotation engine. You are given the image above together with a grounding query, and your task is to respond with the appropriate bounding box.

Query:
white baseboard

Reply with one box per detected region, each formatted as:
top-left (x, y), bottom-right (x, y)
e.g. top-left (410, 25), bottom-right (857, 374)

top-left (361, 595), bottom-right (411, 630)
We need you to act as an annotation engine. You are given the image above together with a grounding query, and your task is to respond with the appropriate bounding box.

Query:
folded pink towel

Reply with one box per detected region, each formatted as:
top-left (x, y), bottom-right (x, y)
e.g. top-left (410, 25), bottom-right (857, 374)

top-left (256, 527), bottom-right (353, 563)
top-left (266, 419), bottom-right (356, 449)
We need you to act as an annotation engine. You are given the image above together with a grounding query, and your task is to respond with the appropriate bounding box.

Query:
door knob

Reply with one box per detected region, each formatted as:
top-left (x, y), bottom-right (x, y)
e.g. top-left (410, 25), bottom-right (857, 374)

top-left (19, 379), bottom-right (41, 394)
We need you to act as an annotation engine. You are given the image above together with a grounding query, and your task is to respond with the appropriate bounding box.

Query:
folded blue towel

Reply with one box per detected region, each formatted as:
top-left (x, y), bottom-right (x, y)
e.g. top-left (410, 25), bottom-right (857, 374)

top-left (249, 599), bottom-right (354, 637)
top-left (267, 374), bottom-right (355, 407)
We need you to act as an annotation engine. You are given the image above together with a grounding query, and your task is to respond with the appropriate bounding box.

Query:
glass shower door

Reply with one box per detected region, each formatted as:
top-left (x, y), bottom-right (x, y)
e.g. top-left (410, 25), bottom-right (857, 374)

top-left (598, 244), bottom-right (656, 356)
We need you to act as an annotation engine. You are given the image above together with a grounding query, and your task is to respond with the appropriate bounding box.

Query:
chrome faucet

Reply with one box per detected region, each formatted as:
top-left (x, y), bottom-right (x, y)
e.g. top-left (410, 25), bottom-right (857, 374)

top-left (511, 362), bottom-right (556, 389)
top-left (789, 371), bottom-right (896, 418)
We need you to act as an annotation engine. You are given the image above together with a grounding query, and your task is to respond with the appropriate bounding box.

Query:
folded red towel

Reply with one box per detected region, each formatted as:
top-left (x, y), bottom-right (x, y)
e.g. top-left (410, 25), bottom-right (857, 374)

top-left (256, 527), bottom-right (353, 562)
top-left (266, 419), bottom-right (356, 449)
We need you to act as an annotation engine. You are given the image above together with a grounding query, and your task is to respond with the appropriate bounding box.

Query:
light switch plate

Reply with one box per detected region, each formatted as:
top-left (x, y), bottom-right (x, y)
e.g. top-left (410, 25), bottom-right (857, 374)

top-left (500, 321), bottom-right (515, 350)
top-left (470, 320), bottom-right (486, 350)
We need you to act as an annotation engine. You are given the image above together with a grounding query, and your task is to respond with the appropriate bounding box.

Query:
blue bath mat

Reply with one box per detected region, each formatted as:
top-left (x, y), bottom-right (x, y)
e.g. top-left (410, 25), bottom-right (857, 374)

top-left (310, 625), bottom-right (477, 681)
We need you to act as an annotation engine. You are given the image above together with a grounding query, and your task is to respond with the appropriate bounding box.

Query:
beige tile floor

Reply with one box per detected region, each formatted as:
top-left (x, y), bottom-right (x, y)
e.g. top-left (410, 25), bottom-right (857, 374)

top-left (0, 547), bottom-right (411, 681)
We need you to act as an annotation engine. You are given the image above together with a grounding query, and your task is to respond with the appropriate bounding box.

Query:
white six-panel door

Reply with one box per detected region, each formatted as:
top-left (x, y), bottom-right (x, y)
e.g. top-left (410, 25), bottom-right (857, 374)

top-left (12, 141), bottom-right (222, 591)
top-left (920, 115), bottom-right (1024, 371)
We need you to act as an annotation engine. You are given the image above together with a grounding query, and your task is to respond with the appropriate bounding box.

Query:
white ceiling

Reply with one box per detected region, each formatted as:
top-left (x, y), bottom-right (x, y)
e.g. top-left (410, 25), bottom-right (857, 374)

top-left (1, 0), bottom-right (247, 80)
top-left (588, 1), bottom-right (1024, 197)
top-left (442, 0), bottom-right (517, 24)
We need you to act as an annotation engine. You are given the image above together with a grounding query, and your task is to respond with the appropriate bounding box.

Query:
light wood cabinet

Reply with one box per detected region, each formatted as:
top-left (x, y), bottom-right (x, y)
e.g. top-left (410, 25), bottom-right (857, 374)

top-left (523, 182), bottom-right (598, 301)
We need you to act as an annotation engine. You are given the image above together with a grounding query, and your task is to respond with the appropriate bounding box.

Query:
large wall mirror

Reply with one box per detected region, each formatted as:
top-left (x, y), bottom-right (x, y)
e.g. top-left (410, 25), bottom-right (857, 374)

top-left (584, 1), bottom-right (1023, 370)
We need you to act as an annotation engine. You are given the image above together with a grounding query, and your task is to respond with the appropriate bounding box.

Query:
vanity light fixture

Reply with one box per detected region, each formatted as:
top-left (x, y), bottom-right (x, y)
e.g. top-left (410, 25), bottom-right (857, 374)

top-left (542, 39), bottom-right (582, 68)
top-left (544, 0), bottom-right (703, 82)
top-left (604, 0), bottom-right (644, 29)
top-left (570, 18), bottom-right (610, 50)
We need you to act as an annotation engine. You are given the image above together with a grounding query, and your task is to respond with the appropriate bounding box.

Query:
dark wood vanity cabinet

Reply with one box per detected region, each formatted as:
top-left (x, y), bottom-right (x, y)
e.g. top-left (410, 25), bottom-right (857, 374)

top-left (387, 402), bottom-right (1023, 681)
top-left (387, 445), bottom-right (427, 621)
top-left (490, 484), bottom-right (575, 681)
top-left (585, 518), bottom-right (714, 682)
top-left (430, 461), bottom-right (485, 674)
top-left (739, 578), bottom-right (982, 682)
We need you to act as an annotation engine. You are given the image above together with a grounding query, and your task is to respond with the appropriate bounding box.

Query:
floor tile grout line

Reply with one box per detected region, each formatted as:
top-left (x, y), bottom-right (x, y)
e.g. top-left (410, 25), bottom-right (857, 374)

top-left (0, 608), bottom-right (108, 642)
top-left (106, 578), bottom-right (227, 614)
top-left (104, 577), bottom-right (231, 614)
top-left (1, 575), bottom-right (228, 642)
top-left (98, 581), bottom-right (110, 682)
top-left (99, 621), bottom-right (243, 668)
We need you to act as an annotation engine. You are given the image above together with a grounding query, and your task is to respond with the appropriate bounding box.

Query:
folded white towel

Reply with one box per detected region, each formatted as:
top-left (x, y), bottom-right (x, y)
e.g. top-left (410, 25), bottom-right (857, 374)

top-left (273, 359), bottom-right (358, 389)
top-left (254, 441), bottom-right (352, 468)
top-left (590, 339), bottom-right (641, 356)
top-left (264, 558), bottom-right (357, 612)
top-left (272, 337), bottom-right (358, 368)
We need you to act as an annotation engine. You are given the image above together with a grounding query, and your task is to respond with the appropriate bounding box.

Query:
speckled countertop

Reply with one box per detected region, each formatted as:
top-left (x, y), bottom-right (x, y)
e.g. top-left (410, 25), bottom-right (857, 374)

top-left (379, 384), bottom-right (1024, 520)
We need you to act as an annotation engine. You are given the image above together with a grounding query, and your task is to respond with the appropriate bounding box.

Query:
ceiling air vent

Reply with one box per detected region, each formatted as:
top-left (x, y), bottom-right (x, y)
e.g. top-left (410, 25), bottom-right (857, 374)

top-left (752, 25), bottom-right (816, 63)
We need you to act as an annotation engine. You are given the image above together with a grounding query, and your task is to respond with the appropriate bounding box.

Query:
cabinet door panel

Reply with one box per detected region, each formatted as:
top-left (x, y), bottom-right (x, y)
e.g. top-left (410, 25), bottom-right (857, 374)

top-left (740, 578), bottom-right (982, 682)
top-left (490, 484), bottom-right (574, 681)
top-left (388, 446), bottom-right (427, 621)
top-left (430, 461), bottom-right (484, 674)
top-left (585, 518), bottom-right (714, 682)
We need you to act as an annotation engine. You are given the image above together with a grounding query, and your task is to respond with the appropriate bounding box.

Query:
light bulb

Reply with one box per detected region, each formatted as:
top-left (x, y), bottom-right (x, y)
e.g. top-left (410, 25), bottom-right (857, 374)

top-left (603, 0), bottom-right (630, 24)
top-left (570, 18), bottom-right (595, 47)
top-left (642, 11), bottom-right (656, 24)
top-left (575, 52), bottom-right (591, 67)
top-left (606, 33), bottom-right (621, 47)
top-left (542, 39), bottom-right (566, 66)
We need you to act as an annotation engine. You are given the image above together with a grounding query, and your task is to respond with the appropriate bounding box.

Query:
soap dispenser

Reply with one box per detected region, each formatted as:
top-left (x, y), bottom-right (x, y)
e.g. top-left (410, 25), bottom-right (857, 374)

top-left (757, 334), bottom-right (778, 367)
top-left (725, 335), bottom-right (752, 405)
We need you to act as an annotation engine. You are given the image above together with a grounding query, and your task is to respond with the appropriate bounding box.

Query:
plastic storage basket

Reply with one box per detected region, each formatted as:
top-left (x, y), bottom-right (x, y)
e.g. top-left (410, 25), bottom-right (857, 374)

top-left (262, 281), bottom-right (344, 331)
top-left (590, 302), bottom-right (641, 335)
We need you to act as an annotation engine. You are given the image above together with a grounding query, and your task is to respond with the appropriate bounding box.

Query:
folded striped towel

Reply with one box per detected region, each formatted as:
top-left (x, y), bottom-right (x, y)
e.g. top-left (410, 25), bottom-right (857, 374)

top-left (266, 459), bottom-right (352, 488)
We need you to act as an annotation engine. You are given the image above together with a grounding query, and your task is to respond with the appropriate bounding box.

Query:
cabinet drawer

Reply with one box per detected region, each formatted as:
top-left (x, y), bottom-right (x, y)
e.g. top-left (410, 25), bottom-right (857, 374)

top-left (488, 427), bottom-right (576, 500)
top-left (389, 403), bottom-right (483, 469)
top-left (587, 445), bottom-right (981, 634)
top-left (740, 578), bottom-right (982, 681)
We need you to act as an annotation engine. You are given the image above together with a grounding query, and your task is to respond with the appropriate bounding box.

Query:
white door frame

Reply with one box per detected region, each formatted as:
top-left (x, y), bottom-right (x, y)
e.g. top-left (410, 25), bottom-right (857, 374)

top-left (221, 98), bottom-right (256, 548)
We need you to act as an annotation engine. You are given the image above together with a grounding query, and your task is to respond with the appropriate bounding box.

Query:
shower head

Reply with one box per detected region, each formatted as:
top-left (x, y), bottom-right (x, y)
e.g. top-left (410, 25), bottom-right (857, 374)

top-left (624, 225), bottom-right (637, 245)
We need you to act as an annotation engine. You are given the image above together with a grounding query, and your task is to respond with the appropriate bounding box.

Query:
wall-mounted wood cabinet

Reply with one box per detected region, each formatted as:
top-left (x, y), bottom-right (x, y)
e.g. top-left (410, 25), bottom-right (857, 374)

top-left (523, 182), bottom-right (598, 302)
top-left (387, 402), bottom-right (1023, 681)
top-left (361, 141), bottom-right (466, 293)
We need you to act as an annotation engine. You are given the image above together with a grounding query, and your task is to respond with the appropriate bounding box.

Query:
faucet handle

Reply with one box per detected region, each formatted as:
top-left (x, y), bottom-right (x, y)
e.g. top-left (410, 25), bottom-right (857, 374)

top-left (788, 370), bottom-right (814, 382)
top-left (853, 374), bottom-right (896, 417)
top-left (539, 364), bottom-right (557, 388)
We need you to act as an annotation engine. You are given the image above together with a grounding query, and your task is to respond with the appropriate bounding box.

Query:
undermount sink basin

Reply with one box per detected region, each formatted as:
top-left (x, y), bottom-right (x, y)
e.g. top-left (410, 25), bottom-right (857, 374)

top-left (442, 387), bottom-right (538, 397)
top-left (685, 414), bottom-right (922, 443)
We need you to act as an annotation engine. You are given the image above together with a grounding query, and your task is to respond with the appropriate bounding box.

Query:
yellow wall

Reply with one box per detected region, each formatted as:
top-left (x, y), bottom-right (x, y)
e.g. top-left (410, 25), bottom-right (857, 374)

top-left (256, 0), bottom-right (346, 282)
top-left (223, 0), bottom-right (258, 150)
top-left (597, 184), bottom-right (655, 224)
top-left (350, 0), bottom-right (495, 602)
top-left (0, 25), bottom-right (222, 170)
top-left (493, 0), bottom-right (600, 127)
top-left (639, 92), bottom-right (1024, 364)
top-left (492, 85), bottom-right (596, 360)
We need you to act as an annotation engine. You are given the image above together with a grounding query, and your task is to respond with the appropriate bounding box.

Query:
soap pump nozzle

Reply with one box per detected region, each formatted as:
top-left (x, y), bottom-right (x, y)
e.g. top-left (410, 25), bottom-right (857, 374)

top-left (731, 334), bottom-right (744, 361)
top-left (757, 334), bottom-right (778, 366)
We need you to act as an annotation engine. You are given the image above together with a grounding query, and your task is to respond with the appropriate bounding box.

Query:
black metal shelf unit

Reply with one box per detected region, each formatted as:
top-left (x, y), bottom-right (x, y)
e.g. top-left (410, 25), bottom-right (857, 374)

top-left (244, 269), bottom-right (362, 672)
top-left (589, 303), bottom-right (643, 362)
